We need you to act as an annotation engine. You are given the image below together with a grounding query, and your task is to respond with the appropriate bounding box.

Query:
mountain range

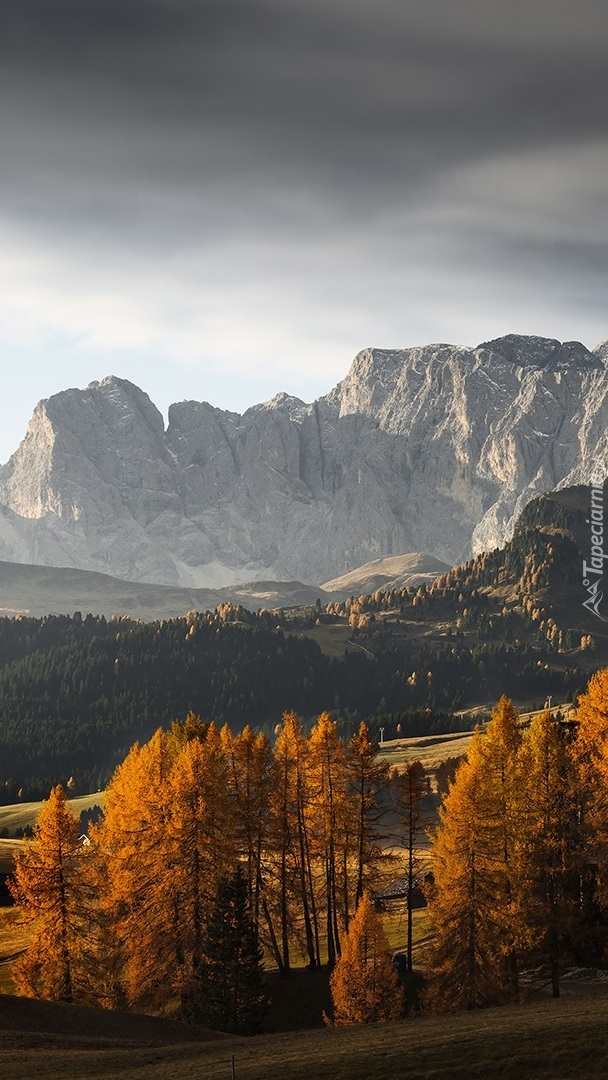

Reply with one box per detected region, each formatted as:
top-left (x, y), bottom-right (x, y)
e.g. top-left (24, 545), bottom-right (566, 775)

top-left (0, 333), bottom-right (606, 589)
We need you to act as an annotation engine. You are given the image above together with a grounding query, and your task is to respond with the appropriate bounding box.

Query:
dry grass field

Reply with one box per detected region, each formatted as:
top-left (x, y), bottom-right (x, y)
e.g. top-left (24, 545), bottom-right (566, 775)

top-left (378, 731), bottom-right (474, 771)
top-left (2, 989), bottom-right (608, 1079)
top-left (0, 793), bottom-right (105, 838)
top-left (285, 621), bottom-right (355, 657)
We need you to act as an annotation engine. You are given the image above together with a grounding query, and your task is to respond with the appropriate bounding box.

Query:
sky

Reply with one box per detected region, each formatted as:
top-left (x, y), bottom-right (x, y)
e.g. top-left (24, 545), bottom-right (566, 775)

top-left (1, 0), bottom-right (608, 463)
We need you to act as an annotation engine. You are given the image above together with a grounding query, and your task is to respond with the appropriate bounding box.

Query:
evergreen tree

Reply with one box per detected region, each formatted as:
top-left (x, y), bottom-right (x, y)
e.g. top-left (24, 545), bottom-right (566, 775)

top-left (9, 785), bottom-right (88, 1002)
top-left (329, 893), bottom-right (401, 1025)
top-left (193, 866), bottom-right (268, 1034)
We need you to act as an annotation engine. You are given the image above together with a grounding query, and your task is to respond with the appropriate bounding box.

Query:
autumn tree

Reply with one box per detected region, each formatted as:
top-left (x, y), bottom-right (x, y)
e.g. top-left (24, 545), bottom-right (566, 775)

top-left (96, 721), bottom-right (235, 1011)
top-left (427, 744), bottom-right (513, 1010)
top-left (94, 728), bottom-right (177, 1008)
top-left (222, 725), bottom-right (274, 927)
top-left (427, 697), bottom-right (525, 1010)
top-left (166, 723), bottom-right (234, 1012)
top-left (513, 711), bottom-right (582, 998)
top-left (308, 712), bottom-right (348, 967)
top-left (572, 667), bottom-right (608, 904)
top-left (391, 759), bottom-right (428, 973)
top-left (471, 695), bottom-right (522, 996)
top-left (329, 893), bottom-right (401, 1025)
top-left (273, 713), bottom-right (320, 970)
top-left (348, 722), bottom-right (389, 915)
top-left (10, 785), bottom-right (88, 1002)
top-left (193, 866), bottom-right (268, 1034)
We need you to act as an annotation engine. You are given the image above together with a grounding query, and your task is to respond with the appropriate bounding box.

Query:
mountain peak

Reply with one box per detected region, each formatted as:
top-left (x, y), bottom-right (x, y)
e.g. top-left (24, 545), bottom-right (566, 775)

top-left (476, 333), bottom-right (600, 371)
top-left (477, 334), bottom-right (562, 366)
top-left (593, 339), bottom-right (608, 362)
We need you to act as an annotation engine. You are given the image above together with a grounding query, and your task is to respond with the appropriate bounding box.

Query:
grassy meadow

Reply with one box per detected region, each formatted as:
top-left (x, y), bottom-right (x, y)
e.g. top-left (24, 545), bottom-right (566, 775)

top-left (2, 989), bottom-right (608, 1079)
top-left (0, 793), bottom-right (105, 839)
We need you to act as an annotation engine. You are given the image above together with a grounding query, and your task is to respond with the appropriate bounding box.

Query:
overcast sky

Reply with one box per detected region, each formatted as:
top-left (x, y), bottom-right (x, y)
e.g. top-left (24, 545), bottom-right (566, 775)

top-left (1, 0), bottom-right (607, 462)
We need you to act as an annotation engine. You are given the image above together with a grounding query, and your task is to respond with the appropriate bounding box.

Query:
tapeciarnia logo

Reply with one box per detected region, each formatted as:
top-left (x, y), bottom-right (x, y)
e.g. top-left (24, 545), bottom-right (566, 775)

top-left (582, 462), bottom-right (608, 622)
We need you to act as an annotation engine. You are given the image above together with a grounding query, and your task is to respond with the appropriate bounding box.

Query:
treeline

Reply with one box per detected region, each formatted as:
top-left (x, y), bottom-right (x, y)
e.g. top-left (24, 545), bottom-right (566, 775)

top-left (0, 607), bottom-right (582, 800)
top-left (11, 713), bottom-right (423, 1020)
top-left (427, 678), bottom-right (608, 1007)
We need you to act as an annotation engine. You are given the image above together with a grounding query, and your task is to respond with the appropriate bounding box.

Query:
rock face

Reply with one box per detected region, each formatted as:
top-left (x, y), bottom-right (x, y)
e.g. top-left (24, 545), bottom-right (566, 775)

top-left (0, 333), bottom-right (607, 587)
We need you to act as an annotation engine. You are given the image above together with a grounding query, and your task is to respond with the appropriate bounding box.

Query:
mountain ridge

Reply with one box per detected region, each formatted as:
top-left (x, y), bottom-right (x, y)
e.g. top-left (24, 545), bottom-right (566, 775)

top-left (0, 334), bottom-right (607, 587)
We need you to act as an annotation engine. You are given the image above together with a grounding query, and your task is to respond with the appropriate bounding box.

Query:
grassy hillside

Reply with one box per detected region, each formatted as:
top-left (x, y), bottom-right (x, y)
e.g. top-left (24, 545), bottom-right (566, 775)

top-left (2, 990), bottom-right (608, 1079)
top-left (0, 560), bottom-right (333, 621)
top-left (321, 552), bottom-right (450, 597)
top-left (0, 793), bottom-right (105, 839)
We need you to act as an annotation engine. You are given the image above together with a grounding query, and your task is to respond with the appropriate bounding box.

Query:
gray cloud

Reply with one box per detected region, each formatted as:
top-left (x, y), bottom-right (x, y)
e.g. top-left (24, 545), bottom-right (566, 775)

top-left (0, 0), bottom-right (607, 443)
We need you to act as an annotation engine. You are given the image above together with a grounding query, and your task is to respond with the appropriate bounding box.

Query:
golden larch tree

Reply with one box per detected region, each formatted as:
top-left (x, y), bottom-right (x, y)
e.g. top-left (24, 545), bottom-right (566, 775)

top-left (95, 728), bottom-right (177, 1008)
top-left (348, 722), bottom-right (389, 918)
top-left (572, 667), bottom-right (608, 904)
top-left (391, 759), bottom-right (428, 974)
top-left (273, 713), bottom-right (320, 970)
top-left (166, 723), bottom-right (234, 1011)
top-left (10, 785), bottom-right (88, 1002)
top-left (470, 695), bottom-right (522, 997)
top-left (513, 711), bottom-right (582, 998)
top-left (308, 712), bottom-right (348, 967)
top-left (426, 735), bottom-right (513, 1011)
top-left (329, 892), bottom-right (401, 1024)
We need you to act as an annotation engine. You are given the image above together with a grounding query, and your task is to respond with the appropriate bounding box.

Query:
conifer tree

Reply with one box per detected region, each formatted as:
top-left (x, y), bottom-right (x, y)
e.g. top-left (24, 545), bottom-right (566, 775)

top-left (223, 725), bottom-right (276, 938)
top-left (167, 723), bottom-right (234, 1011)
top-left (10, 785), bottom-right (87, 1002)
top-left (426, 742), bottom-right (512, 1010)
top-left (97, 722), bottom-right (235, 1010)
top-left (471, 695), bottom-right (522, 996)
top-left (348, 722), bottom-right (388, 914)
top-left (95, 728), bottom-right (177, 1008)
top-left (193, 866), bottom-right (268, 1034)
top-left (308, 712), bottom-right (348, 967)
top-left (427, 698), bottom-right (524, 1009)
top-left (513, 711), bottom-right (582, 998)
top-left (273, 713), bottom-right (320, 970)
top-left (572, 667), bottom-right (608, 904)
top-left (392, 759), bottom-right (428, 973)
top-left (329, 893), bottom-right (401, 1025)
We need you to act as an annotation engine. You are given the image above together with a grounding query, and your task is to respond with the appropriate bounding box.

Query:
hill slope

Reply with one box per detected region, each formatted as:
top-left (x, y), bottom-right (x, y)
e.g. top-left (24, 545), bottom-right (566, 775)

top-left (2, 991), bottom-right (608, 1080)
top-left (322, 552), bottom-right (449, 597)
top-left (0, 560), bottom-right (331, 620)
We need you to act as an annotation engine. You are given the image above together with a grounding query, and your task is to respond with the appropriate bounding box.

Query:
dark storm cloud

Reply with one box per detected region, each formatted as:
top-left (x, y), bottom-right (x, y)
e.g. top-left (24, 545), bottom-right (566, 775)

top-left (3, 0), bottom-right (607, 205)
top-left (1, 0), bottom-right (608, 391)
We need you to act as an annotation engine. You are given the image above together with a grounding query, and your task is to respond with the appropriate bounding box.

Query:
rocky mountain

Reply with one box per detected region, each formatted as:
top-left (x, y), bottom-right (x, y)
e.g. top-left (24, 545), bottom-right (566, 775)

top-left (0, 333), bottom-right (607, 587)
